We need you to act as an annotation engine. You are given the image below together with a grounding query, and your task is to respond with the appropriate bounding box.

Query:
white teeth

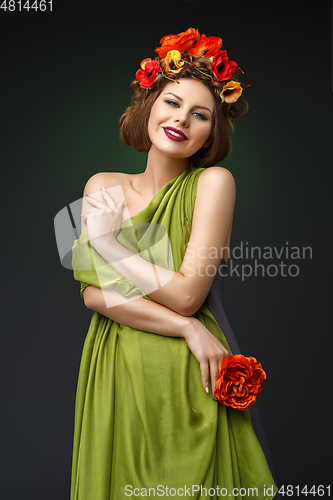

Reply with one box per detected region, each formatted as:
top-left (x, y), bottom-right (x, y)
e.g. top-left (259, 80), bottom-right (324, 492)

top-left (166, 129), bottom-right (184, 138)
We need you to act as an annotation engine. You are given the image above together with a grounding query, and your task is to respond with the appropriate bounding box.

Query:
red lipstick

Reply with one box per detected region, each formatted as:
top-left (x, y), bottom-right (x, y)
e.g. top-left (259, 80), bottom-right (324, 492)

top-left (163, 127), bottom-right (188, 142)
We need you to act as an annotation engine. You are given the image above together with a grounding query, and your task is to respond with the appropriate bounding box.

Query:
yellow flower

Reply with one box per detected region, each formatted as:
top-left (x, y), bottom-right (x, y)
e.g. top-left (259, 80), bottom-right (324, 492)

top-left (165, 50), bottom-right (184, 74)
top-left (220, 80), bottom-right (243, 103)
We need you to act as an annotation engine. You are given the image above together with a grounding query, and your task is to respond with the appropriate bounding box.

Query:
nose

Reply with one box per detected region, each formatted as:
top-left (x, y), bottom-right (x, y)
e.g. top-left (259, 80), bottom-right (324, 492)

top-left (173, 109), bottom-right (189, 127)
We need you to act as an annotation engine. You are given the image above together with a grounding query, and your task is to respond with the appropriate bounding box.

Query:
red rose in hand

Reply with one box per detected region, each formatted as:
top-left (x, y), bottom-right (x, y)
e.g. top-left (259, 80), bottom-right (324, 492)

top-left (214, 354), bottom-right (266, 411)
top-left (211, 50), bottom-right (238, 82)
top-left (155, 27), bottom-right (201, 58)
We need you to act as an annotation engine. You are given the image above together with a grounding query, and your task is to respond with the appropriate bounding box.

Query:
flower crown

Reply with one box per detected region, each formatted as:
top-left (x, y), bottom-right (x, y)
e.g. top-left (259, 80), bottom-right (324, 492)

top-left (135, 27), bottom-right (249, 104)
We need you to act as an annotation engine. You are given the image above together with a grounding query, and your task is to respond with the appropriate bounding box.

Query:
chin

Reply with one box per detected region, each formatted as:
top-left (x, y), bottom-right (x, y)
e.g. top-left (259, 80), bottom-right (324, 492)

top-left (160, 147), bottom-right (191, 160)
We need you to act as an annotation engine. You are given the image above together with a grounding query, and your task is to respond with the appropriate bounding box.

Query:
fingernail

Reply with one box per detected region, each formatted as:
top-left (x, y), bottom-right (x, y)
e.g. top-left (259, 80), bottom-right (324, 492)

top-left (205, 387), bottom-right (209, 393)
top-left (86, 194), bottom-right (90, 197)
top-left (101, 186), bottom-right (106, 191)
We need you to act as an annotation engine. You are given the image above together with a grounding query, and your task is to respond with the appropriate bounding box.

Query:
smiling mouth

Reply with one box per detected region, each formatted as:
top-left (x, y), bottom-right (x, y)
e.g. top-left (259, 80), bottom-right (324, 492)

top-left (163, 127), bottom-right (188, 141)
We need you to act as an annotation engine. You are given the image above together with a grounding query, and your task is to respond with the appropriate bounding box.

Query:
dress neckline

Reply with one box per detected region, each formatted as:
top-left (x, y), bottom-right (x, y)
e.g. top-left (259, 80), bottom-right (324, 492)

top-left (122, 165), bottom-right (191, 225)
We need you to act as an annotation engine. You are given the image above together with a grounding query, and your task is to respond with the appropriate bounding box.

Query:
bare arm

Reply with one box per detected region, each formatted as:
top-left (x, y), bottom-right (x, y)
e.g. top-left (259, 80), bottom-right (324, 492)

top-left (84, 285), bottom-right (190, 337)
top-left (80, 199), bottom-right (191, 338)
top-left (83, 166), bottom-right (235, 317)
top-left (83, 285), bottom-right (228, 399)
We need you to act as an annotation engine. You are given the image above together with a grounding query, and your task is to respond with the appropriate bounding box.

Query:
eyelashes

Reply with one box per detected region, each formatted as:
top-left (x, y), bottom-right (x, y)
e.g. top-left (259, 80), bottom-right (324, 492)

top-left (164, 99), bottom-right (179, 107)
top-left (193, 112), bottom-right (208, 121)
top-left (164, 100), bottom-right (208, 121)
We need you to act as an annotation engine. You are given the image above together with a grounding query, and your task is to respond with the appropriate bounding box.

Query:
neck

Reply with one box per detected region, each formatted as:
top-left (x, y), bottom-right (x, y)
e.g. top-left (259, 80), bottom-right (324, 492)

top-left (136, 146), bottom-right (190, 198)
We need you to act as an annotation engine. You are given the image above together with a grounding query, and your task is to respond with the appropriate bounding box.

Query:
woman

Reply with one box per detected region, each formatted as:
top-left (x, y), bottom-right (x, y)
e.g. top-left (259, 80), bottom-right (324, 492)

top-left (71, 28), bottom-right (278, 499)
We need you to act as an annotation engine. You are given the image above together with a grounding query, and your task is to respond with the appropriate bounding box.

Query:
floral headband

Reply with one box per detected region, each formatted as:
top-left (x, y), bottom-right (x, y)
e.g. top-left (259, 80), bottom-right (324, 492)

top-left (135, 27), bottom-right (249, 104)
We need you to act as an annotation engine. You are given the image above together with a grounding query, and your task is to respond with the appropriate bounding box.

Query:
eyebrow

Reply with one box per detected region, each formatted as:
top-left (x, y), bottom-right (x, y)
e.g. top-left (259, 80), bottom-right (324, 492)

top-left (163, 92), bottom-right (213, 114)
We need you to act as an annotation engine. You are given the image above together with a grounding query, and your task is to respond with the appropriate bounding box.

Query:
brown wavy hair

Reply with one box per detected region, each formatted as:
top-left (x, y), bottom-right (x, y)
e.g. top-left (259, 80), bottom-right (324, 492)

top-left (119, 53), bottom-right (248, 168)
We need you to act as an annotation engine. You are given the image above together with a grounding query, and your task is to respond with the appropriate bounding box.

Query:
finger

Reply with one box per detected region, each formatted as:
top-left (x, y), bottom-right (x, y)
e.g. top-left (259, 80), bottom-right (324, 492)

top-left (200, 361), bottom-right (210, 394)
top-left (218, 346), bottom-right (229, 367)
top-left (100, 187), bottom-right (118, 211)
top-left (210, 334), bottom-right (228, 353)
top-left (118, 200), bottom-right (126, 210)
top-left (85, 194), bottom-right (110, 210)
top-left (209, 360), bottom-right (220, 401)
top-left (81, 208), bottom-right (99, 218)
top-left (212, 338), bottom-right (230, 362)
top-left (81, 208), bottom-right (101, 223)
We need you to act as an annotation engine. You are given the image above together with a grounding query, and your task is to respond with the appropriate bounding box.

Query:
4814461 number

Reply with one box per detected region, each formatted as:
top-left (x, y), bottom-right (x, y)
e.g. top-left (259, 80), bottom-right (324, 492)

top-left (0, 0), bottom-right (52, 11)
top-left (278, 485), bottom-right (330, 496)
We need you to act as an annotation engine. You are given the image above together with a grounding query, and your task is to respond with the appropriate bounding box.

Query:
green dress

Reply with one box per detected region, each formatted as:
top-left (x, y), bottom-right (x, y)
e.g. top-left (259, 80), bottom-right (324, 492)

top-left (70, 165), bottom-right (278, 499)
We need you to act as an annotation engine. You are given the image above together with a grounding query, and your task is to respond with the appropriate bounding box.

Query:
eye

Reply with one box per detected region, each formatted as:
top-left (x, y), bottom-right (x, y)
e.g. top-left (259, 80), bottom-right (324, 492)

top-left (193, 111), bottom-right (208, 121)
top-left (164, 99), bottom-right (180, 108)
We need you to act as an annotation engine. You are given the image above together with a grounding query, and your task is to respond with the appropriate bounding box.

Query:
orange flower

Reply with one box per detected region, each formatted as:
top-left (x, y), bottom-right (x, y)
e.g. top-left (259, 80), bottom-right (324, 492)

top-left (220, 80), bottom-right (243, 104)
top-left (165, 50), bottom-right (184, 73)
top-left (155, 27), bottom-right (201, 58)
top-left (214, 354), bottom-right (266, 411)
top-left (188, 35), bottom-right (222, 58)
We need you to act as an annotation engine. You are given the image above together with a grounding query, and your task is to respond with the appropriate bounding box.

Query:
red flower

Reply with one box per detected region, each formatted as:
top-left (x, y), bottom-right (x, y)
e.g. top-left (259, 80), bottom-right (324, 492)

top-left (135, 59), bottom-right (160, 88)
top-left (211, 50), bottom-right (238, 82)
top-left (155, 27), bottom-right (201, 58)
top-left (188, 35), bottom-right (222, 58)
top-left (214, 354), bottom-right (266, 411)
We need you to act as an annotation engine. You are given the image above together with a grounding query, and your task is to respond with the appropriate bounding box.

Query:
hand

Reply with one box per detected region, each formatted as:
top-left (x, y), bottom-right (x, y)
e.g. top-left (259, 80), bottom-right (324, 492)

top-left (81, 187), bottom-right (126, 251)
top-left (184, 317), bottom-right (229, 400)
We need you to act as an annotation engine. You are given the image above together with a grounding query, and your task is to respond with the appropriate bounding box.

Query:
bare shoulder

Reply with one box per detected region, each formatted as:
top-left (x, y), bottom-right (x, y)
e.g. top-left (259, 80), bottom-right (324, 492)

top-left (83, 171), bottom-right (130, 196)
top-left (80, 171), bottom-right (135, 235)
top-left (196, 166), bottom-right (236, 201)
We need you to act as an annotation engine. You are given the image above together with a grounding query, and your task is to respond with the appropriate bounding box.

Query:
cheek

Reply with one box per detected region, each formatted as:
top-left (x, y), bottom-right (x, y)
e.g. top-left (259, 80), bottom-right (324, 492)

top-left (147, 107), bottom-right (157, 141)
top-left (148, 102), bottom-right (164, 137)
top-left (193, 122), bottom-right (213, 145)
top-left (149, 101), bottom-right (167, 125)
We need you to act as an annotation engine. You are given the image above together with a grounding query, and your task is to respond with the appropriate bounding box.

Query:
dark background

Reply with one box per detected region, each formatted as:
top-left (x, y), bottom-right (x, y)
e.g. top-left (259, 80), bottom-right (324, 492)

top-left (1, 1), bottom-right (332, 498)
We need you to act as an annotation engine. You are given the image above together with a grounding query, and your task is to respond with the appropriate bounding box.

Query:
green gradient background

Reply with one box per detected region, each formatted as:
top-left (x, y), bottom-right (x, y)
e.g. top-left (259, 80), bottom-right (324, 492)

top-left (1, 1), bottom-right (332, 498)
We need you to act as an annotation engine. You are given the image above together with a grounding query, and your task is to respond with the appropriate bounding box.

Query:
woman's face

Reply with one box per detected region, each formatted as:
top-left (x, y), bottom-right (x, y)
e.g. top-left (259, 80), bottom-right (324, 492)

top-left (147, 78), bottom-right (215, 160)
